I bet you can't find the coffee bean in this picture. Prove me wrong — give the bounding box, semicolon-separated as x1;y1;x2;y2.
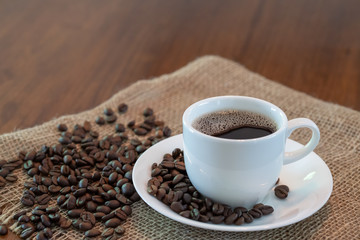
105;218;122;228
102;212;115;222
25;150;37;161
171;148;182;159
0;168;9;178
68;209;83;218
212;203;224;215
105;115;117;123
96;205;111;214
163;126;172;137
85;229;101;237
234;216;245;225
49;213;61;223
36;194;51;205
275;185;289;199
121;205;132;216
253;203;264;209
94;212;105;219
174;161;185;171
102;228;115;237
115;225;125;235
104;108;114;116
0;225;8;235
179;210;191;218
275;178;280;185
115;123;126;133
40;215;51;227
18;214;30;223
243;212;254;223
36;231;47;240
89;130;99;138
95;116;105;125
92;195;105;204
43;228;53;238
48;185;61;193
276;184;289;191
83;121;91;132
85;201;97;212
0;176;6;187
190;208;200;220
121;182;135;197
259;205;274;215
32;209;45;216
79;221;93;231
30;216;40;225
20;227;35;238
57;124;68;132
118;103;128;113
143;107;154;117
210;215;225;224
127;120;135;128
66;195;77;210
59;218;72;229
81;211;96;225
173;182;188;192
57;175;69;187
5;173;17;182
224;213;239;225
170;201;186;213
13;210;28;220
45;206;59;214
234;206;247;215
114;209;127;221
74;188;87;197
151;167;161;177
105;235;118;240
21;195;35;206
155;188;166;201
37;185;48;194
134;128;147;136
105;200;121;209
59;136;71;145
248;208;263;218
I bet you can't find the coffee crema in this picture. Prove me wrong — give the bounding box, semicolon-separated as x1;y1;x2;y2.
192;110;277;139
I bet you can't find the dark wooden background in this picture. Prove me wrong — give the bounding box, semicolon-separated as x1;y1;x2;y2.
0;0;359;238
0;0;359;135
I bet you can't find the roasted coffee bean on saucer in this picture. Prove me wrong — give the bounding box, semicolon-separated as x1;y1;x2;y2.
147;148;275;226
274;185;290;199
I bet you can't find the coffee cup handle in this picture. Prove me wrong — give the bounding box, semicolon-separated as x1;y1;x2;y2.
283;118;320;165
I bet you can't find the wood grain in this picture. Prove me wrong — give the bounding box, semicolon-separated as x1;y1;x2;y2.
0;0;359;136
0;1;359;238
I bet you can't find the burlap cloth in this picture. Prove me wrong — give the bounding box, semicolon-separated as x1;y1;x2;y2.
0;56;359;239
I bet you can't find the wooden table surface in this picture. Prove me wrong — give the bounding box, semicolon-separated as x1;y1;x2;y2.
1;0;360;136
0;1;359;238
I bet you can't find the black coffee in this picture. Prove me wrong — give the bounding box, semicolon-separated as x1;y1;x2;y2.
192;110;277;140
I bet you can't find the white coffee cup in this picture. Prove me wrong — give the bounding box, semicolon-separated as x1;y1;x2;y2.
182;96;320;208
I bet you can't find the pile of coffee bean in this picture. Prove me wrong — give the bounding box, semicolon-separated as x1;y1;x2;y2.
147;148;274;225
12;206;64;239
0;157;21;188
2;104;171;239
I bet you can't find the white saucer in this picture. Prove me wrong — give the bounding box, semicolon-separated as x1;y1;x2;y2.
133;134;333;232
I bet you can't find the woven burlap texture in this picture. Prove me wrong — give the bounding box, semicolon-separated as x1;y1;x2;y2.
0;56;359;239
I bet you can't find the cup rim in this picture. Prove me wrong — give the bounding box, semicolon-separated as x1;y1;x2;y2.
182;96;288;142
